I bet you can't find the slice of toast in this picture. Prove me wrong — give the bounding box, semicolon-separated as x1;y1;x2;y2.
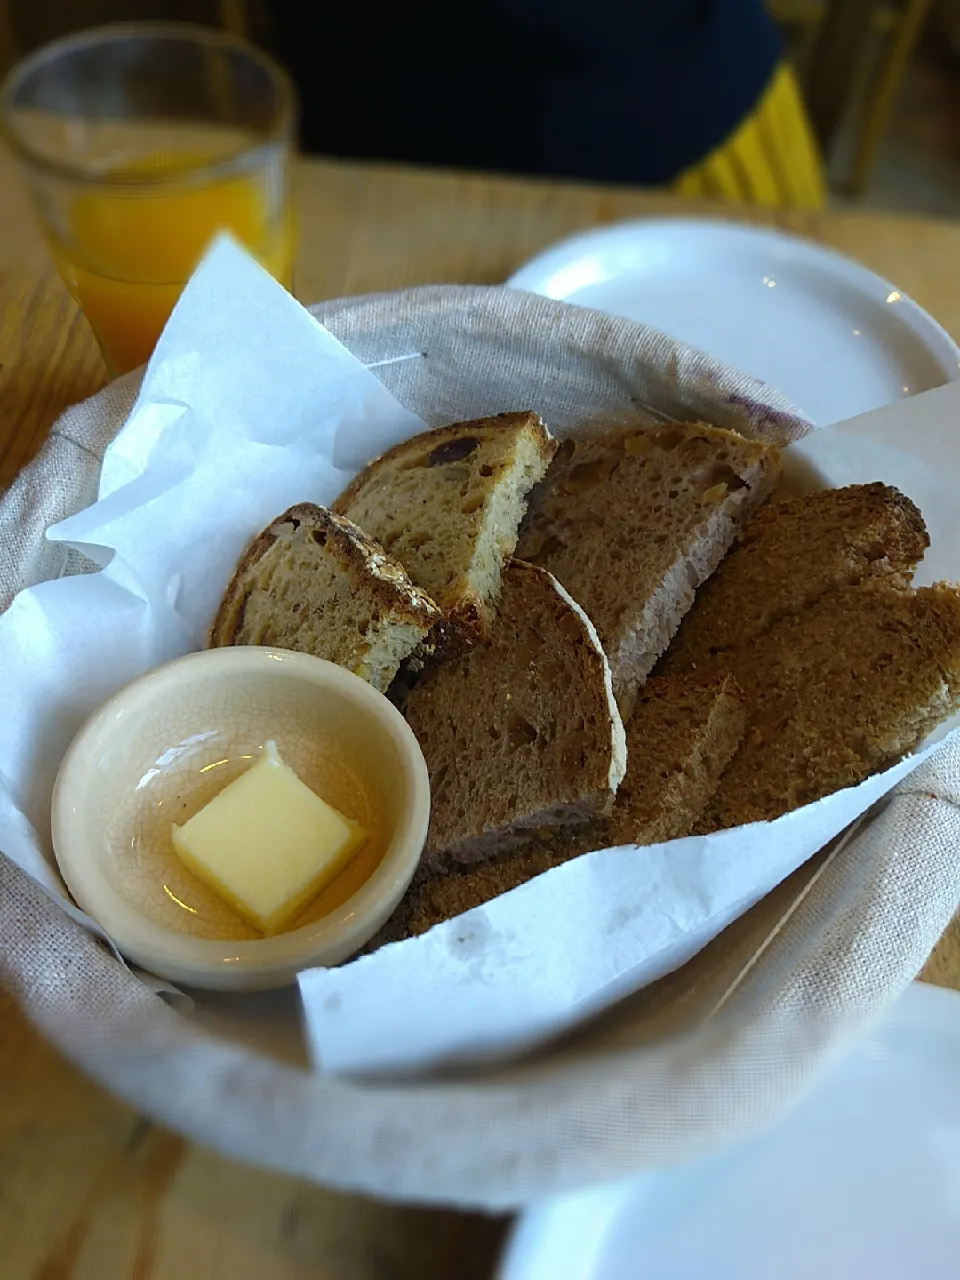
515;422;780;718
662;483;929;675
697;580;960;829
402;559;627;867
209;503;440;693
608;674;746;846
334;411;557;630
383;674;746;940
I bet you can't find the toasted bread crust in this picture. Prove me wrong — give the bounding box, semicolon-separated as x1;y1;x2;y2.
209;503;439;649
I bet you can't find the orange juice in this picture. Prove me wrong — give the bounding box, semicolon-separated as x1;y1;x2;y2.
51;153;293;374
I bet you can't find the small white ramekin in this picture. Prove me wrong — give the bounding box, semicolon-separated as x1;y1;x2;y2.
51;647;429;991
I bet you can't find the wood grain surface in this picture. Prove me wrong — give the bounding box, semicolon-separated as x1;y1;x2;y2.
2;142;959;1277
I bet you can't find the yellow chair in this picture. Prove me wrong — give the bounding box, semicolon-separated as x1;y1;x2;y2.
672;60;827;209
770;0;934;194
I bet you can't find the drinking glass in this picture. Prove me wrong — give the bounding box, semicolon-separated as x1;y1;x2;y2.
1;23;296;374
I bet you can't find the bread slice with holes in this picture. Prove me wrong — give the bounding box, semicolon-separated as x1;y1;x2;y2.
655;482;944;826
694;580;960;830
379;673;746;940
608;674;746;846
661;483;930;676
515;422;780;718
209;503;440;693
334;411;557;630
402;558;627;867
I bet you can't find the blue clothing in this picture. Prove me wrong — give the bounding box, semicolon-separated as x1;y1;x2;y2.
272;0;781;184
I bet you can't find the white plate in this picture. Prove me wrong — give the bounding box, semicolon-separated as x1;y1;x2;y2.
508;220;960;425
500;981;960;1280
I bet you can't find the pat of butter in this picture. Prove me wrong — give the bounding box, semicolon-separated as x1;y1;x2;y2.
171;741;366;934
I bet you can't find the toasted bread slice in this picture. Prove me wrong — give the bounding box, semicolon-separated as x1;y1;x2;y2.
698;581;960;829
334;411;557;630
383;674;746;940
515;422;779;718
663;483;929;675
608;674;746;846
403;559;626;867
209;503;440;693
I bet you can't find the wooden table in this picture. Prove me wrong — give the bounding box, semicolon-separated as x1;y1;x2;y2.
3;145;960;1277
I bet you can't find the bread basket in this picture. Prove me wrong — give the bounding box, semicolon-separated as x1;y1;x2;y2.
2;280;959;1209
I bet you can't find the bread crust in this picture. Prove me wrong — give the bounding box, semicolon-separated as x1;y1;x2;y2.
208;502;439;649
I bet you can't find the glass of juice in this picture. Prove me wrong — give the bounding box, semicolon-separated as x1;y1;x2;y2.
1;23;296;374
